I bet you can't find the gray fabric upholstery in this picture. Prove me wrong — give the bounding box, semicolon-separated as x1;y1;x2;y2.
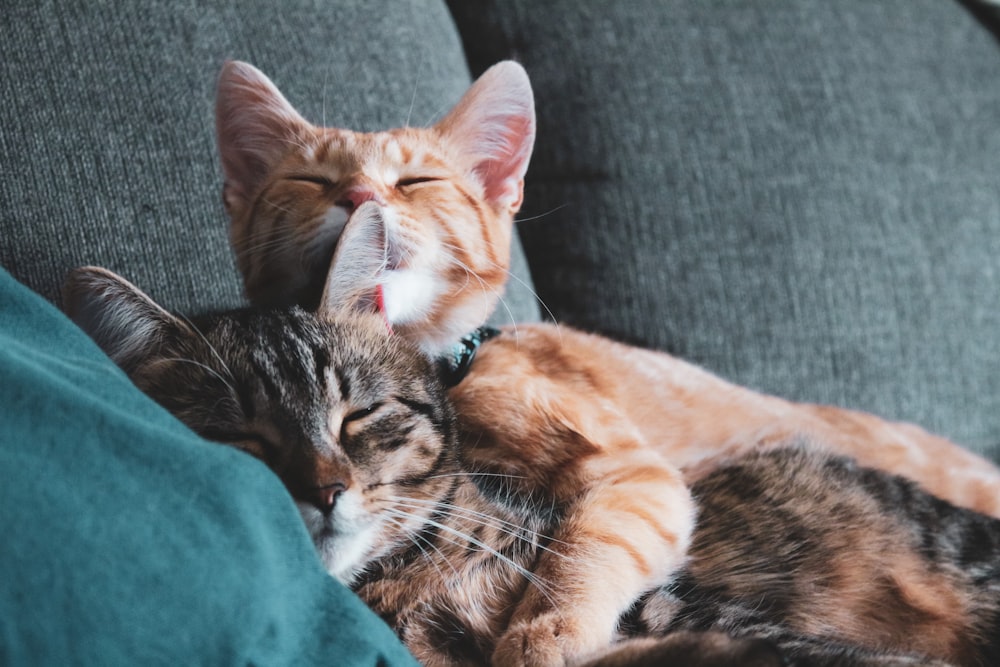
0;0;540;324
449;0;1000;457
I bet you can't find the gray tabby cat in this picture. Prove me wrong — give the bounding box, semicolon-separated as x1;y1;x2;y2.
64;265;1000;667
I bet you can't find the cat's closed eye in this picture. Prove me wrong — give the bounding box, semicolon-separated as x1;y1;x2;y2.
341;403;383;439
395;176;440;188
288;175;337;188
345;404;382;423
201;428;276;461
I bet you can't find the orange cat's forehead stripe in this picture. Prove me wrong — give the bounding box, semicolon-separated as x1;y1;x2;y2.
312;131;349;167
398;143;413;164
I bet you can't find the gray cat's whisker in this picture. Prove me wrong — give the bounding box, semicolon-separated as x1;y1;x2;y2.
162;357;238;396
179;316;236;383
383;515;458;581
381;507;562;607
383;501;568;605
382;513;564;621
389;500;568;560
424;471;527;481
389;495;571;552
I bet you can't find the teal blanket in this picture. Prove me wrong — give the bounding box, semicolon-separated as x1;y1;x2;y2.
0;269;416;666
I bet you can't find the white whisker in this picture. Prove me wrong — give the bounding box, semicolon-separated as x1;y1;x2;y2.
258;197;300;217
179;316;236;383
439;249;519;341
383;514;457;581
436;238;562;343
322;62;331;129
404;48;425;129
514;203;569;225
163;357;237;397
390;495;571;554
381;506;562;609
425;471;526;481
233;217;330;261
274;131;315;154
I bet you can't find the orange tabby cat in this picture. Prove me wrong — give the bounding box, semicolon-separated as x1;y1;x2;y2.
215;59;1000;663
215;58;1000;516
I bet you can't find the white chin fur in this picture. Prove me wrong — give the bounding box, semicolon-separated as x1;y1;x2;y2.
381;269;438;325
296;494;378;585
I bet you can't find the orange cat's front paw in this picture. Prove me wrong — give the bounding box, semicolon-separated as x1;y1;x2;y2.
493;613;600;667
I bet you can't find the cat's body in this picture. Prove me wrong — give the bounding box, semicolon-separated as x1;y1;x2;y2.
634;446;1000;666
64;268;1000;666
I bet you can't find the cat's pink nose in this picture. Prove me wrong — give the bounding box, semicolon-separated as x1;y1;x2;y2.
311;481;347;515
338;186;382;212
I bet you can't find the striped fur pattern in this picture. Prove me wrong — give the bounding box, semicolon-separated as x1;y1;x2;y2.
215;59;1000;525
626;446;1000;666
64;267;1000;666
63;266;694;666
216;60;533;354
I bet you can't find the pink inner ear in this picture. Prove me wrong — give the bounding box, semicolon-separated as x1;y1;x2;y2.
215;61;310;210
374;284;393;333
467;110;534;210
435;61;536;211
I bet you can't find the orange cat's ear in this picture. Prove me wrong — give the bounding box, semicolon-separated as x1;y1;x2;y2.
215;60;311;215
62;267;187;374
435;61;536;213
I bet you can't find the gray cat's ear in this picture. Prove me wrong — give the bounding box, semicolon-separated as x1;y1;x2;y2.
215;60;311;216
318;201;388;318
435;60;536;213
62;266;185;373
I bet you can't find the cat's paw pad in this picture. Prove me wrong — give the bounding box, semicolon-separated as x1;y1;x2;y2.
492;614;593;667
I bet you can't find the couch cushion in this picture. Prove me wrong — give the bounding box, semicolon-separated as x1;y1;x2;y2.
0;268;416;665
0;0;539;326
449;0;1000;456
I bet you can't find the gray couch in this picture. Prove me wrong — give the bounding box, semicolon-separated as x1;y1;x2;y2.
3;1;1000;664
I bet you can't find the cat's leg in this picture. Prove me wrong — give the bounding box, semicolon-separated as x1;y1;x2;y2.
491;448;694;667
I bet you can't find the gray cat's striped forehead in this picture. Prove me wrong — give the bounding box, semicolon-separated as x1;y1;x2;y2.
142;305;447;471
190;306;438;420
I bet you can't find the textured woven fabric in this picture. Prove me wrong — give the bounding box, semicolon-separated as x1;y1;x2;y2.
0;0;539;324
0;268;416;666
449;0;1000;456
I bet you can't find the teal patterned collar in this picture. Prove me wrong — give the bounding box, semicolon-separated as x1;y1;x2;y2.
440;326;500;387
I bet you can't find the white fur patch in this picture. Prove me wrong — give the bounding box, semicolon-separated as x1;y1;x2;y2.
297;491;379;585
381;269;438;324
